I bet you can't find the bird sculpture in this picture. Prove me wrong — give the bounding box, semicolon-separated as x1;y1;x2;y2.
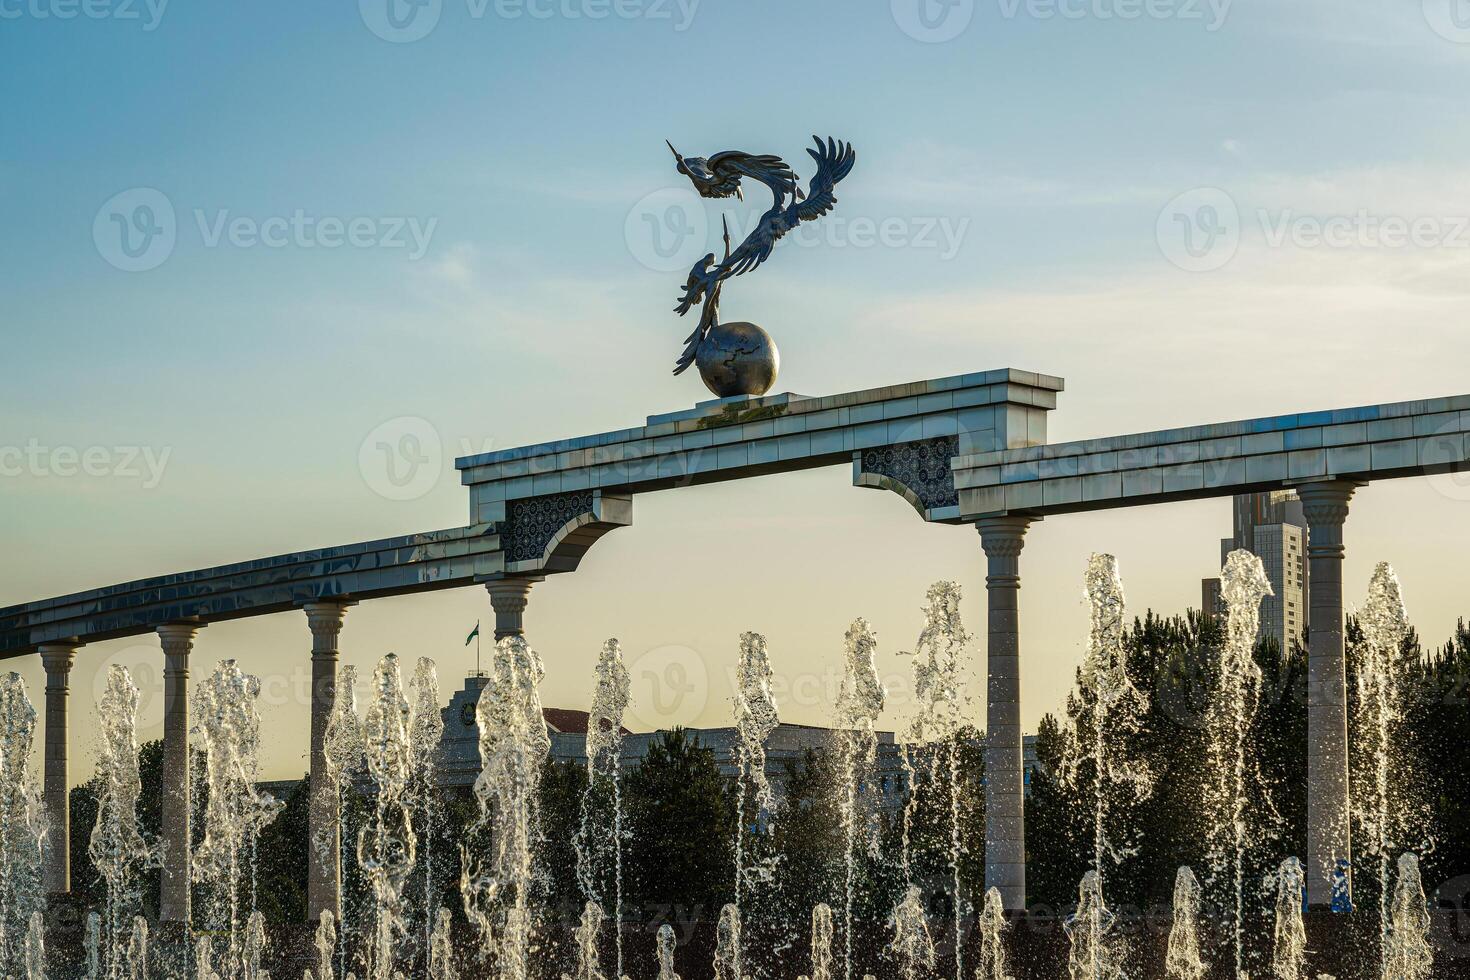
665;135;856;396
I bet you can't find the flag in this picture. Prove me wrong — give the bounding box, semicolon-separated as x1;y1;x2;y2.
465;622;480;646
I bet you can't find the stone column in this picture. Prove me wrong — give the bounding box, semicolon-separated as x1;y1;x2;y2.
157;622;201;925
1297;480;1358;909
484;577;543;640
304;601;349;925
977;515;1034;911
38;642;78;895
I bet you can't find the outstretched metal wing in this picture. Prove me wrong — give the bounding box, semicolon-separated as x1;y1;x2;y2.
793;136;855;223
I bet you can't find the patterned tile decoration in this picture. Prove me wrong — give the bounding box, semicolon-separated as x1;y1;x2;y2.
503;490;596;564
860;435;960;511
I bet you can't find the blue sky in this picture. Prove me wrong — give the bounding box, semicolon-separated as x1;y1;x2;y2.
4;0;1470;778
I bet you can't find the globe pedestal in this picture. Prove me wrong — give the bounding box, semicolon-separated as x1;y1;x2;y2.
695;320;780;398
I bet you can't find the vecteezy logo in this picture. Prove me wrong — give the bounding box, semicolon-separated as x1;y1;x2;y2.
625;644;708;731
891;0;975;42
624;188;709;273
359;0;442;42
358;416;443;501
1424;0;1470;42
1156;187;1241;272
93;188;176;272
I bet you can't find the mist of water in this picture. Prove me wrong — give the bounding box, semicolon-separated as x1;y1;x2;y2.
833;618;885;980
88;667;149;980
313;909;337;980
461;634;550;978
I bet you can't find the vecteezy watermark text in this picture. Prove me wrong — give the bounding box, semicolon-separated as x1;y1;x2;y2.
1158;186;1470;272
0;0;167;30
892;0;1230;43
93;188;438;272
623;186;970;274
0;440;171;488
359;0;700;43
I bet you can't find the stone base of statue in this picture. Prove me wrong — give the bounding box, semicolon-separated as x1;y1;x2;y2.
695;320;780;398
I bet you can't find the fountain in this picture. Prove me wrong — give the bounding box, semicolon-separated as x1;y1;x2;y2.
24;910;45;980
1067;555;1152;882
798;903;834;980
655;923;680;980
193;660;284;978
126;917;148;980
731;631;780;910
833;618;885;980
1064;871;1125;980
313;909;337;980
1163;867;1206;980
576;639;631;980
974;887;1012;980
358;653;417;980
1356;562;1411;966
1382;852;1432;979
409;656;445;970
1205;550;1275;979
1270;857;1308;980
429;907;459;980
88;667;150;980
713;903;742;980
887;884;935;980
563;900;609;980
323;663;364;976
898;583;969;979
460;634;550;978
0;673;45;980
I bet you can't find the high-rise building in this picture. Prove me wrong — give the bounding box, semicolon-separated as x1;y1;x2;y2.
1201;490;1309;654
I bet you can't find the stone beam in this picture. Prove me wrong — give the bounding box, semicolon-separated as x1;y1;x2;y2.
956;395;1470;519
0;525;501;658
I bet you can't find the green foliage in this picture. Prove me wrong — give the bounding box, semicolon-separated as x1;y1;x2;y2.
622;728;737;919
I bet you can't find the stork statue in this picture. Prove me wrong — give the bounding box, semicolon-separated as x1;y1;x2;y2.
664;135;856;397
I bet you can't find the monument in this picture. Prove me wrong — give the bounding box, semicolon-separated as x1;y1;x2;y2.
665;135;856;397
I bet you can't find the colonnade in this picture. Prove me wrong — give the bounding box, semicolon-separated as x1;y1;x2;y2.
30;478;1363;917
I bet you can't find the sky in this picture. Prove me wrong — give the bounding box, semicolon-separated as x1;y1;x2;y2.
2;0;1470;782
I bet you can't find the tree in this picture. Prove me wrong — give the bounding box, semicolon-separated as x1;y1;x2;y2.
622;728;736;921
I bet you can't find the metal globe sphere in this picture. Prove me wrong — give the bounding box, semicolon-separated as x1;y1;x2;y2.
695;321;780;398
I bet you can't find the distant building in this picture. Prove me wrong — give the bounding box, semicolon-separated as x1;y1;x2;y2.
1201;490;1309;654
437;675;1041;801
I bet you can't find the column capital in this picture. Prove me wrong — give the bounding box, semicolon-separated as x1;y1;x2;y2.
156;622;201;673
484;576;544;640
37;643;79;679
1294;480;1362;528
976;515;1035;559
303;601;350;637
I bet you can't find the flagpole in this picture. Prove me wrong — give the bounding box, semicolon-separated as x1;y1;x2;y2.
476;629;481;678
